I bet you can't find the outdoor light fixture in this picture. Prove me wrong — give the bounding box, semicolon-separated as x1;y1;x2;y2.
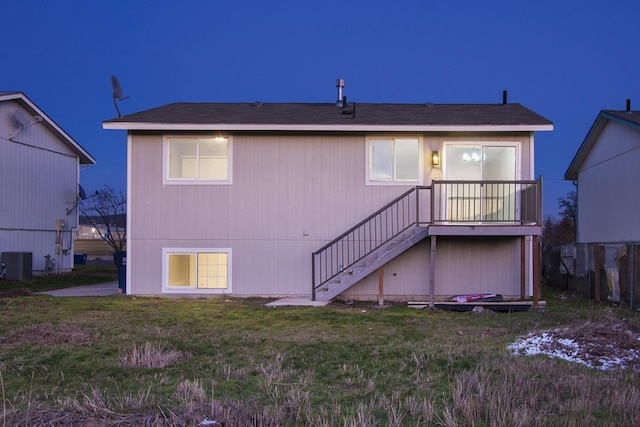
431;150;440;166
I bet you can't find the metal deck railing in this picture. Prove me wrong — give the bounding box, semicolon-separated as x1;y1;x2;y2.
431;180;541;224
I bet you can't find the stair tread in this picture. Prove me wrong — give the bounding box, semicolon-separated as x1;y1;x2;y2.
314;226;430;301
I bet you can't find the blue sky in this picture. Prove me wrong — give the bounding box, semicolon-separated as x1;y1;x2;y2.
3;1;639;217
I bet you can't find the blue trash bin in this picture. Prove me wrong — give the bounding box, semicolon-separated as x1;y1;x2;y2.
74;253;87;265
113;251;126;294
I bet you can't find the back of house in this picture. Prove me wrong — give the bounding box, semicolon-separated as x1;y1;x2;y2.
104;82;552;302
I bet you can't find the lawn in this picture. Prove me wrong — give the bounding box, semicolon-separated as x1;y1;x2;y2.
0;286;639;426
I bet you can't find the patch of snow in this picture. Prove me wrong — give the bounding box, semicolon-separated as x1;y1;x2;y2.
508;328;640;371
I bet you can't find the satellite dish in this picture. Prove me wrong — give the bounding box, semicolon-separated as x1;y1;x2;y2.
111;75;124;100
110;75;129;117
14;109;32;127
78;184;87;200
9;109;43;139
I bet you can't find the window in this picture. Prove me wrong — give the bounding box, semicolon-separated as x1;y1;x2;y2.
164;136;232;184
367;137;422;184
163;248;231;293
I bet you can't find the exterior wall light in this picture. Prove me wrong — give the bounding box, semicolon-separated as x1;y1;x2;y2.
431;150;440;166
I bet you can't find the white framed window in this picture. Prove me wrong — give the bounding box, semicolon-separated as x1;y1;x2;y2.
164;136;232;185
366;136;422;185
163;248;232;294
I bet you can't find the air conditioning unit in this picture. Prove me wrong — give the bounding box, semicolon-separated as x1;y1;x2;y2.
0;252;33;281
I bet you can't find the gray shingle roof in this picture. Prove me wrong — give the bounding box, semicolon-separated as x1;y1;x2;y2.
602;110;640;127
104;102;552;128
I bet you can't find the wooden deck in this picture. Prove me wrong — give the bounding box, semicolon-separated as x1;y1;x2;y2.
408;300;546;312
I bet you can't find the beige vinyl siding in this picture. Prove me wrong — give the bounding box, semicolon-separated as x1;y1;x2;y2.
576;121;640;243
128;131;535;298
130;133;411;296
343;237;523;301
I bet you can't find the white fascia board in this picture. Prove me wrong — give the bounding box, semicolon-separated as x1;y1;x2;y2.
103;122;554;132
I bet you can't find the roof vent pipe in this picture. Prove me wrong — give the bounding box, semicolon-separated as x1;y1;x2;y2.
336;79;345;107
502;90;508;105
626;98;631;112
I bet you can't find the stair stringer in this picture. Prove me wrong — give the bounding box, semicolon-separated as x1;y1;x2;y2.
315;226;430;301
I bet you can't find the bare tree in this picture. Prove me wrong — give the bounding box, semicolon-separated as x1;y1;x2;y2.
557;188;577;243
558;190;577;228
80;185;126;253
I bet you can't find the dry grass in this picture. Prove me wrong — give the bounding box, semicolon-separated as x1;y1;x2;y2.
1;291;640;425
119;342;186;368
0;324;97;349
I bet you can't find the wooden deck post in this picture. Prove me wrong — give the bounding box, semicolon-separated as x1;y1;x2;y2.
378;267;384;306
520;237;526;300
430;235;436;309
533;235;540;308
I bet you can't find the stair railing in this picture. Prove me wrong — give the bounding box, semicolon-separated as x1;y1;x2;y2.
312;186;431;300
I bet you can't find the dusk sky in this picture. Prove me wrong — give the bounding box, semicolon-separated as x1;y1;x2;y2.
3;1;639;217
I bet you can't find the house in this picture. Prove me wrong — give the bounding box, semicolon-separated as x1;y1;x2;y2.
103;82;552;303
565;102;640;244
0;92;95;277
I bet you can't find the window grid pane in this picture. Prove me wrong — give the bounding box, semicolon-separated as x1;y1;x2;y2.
169;140;197;179
197;252;228;289
371;140;393;180
167;254;196;287
394;139;419;180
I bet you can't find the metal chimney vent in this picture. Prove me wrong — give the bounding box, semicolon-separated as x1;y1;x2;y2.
336;79;345;106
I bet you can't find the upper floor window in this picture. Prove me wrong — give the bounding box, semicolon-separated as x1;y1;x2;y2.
164;136;232;185
367;136;422;185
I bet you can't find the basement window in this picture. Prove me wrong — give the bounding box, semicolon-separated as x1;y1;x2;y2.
367;136;422;184
163;248;231;294
164;136;232;185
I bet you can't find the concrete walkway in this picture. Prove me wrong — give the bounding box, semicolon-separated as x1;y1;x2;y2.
37;286;327;306
264;297;329;307
37;282;120;297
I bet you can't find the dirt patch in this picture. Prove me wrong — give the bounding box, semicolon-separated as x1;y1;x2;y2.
0;324;97;349
508;318;640;370
0;288;34;298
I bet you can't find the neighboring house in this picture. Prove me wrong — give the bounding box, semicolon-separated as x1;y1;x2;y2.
103;83;552;302
0;92;95;276
77;224;108;240
565;103;640;244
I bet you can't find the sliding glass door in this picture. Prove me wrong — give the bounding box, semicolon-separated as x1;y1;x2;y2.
444;145;517;222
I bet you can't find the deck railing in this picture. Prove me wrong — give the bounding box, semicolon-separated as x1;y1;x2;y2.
312;179;542;299
431;180;542;224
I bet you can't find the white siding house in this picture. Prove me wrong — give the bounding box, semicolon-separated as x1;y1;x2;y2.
0;92;95;275
104;85;552;302
565;107;640;244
